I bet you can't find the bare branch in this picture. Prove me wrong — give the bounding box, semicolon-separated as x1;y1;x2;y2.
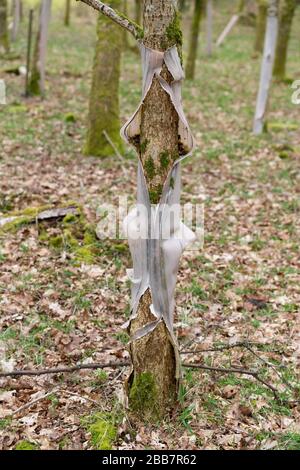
77;0;143;40
0;361;130;377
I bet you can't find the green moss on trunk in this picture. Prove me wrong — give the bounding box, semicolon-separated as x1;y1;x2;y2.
0;0;9;53
273;0;296;80
84;0;123;157
129;372;159;420
186;0;203;80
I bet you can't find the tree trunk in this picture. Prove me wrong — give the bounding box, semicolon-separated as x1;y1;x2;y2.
253;0;279;134
206;0;213;57
186;0;203;80
64;0;71;26
12;0;21;41
273;0;296;80
28;0;52;96
0;0;9;53
254;0;268;54
127;0;184;419
84;0;123;157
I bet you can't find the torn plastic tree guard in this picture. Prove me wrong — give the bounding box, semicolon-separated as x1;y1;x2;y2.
121;44;196;380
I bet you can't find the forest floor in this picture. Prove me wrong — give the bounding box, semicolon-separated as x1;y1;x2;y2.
0;1;300;451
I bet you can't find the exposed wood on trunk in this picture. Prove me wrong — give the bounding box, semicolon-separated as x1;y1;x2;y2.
253;0;279;135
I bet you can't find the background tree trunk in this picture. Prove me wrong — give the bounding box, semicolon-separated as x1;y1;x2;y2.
206;0;213;56
253;0;279;134
28;0;52;96
186;0;203;80
273;0;296;80
128;0;182;419
84;0;123;157
254;0;268;54
0;0;9;53
12;0;21;41
135;0;142;25
64;0;71;26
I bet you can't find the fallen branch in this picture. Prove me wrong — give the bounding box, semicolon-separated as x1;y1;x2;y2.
11;387;60;416
0;361;130;377
182;362;281;400
77;0;143;40
2;360;298;405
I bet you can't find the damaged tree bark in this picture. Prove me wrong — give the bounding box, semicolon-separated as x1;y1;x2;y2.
79;0;194;419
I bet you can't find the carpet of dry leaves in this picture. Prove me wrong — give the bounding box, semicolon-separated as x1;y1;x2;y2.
0;2;299;450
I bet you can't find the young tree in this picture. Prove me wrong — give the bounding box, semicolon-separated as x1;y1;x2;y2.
84;0;123;157
254;0;268;54
186;0;203;80
28;0;52;96
0;0;9;53
273;0;296;80
80;0;194;418
253;0;279;134
64;0;71;26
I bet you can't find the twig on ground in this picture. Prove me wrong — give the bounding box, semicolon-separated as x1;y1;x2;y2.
0;361;130;378
2;360;298;405
11;387;60;416
181;362;281;400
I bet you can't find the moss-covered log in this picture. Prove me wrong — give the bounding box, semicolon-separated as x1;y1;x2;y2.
0;0;9;54
84;0;123;157
127;0;182;420
254;0;268;54
273;0;296;80
186;0;203;80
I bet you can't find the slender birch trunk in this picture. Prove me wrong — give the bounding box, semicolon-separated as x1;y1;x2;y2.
64;0;71;26
253;0;279;135
12;0;21;41
254;0;268;54
84;0;123;157
206;0;213;56
28;0;51;96
0;0;9;53
273;0;296;80
186;0;203;80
